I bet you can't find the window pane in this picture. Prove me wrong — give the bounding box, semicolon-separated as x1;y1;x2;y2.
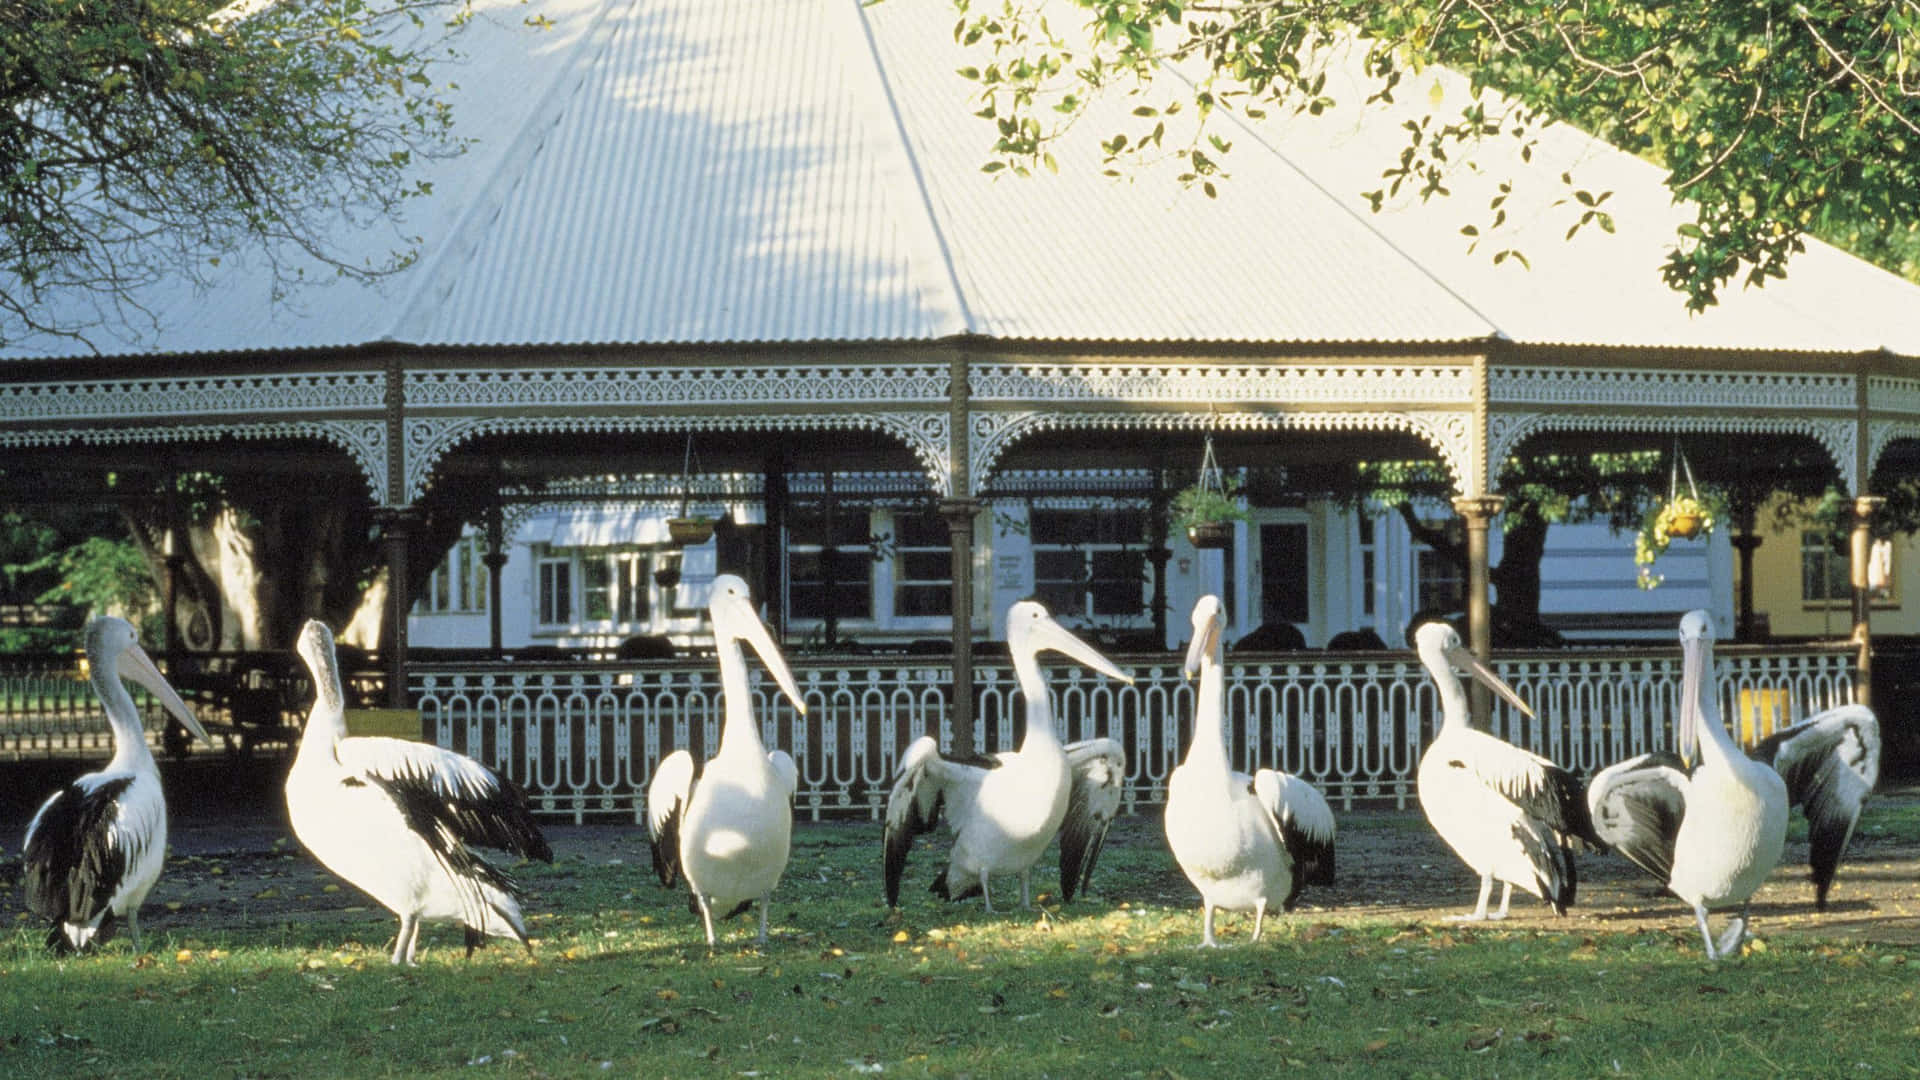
539;562;571;625
1260;524;1310;625
893;510;948;547
897;584;951;617
1826;548;1850;599
1034;582;1081;614
1034;549;1085;582
618;553;649;623
1029;510;1078;545
791;507;872;548
1801;532;1849;602
900;551;949;581
466;541;489;613
582;558;613;621
1089;549;1144;616
1416;549;1463;612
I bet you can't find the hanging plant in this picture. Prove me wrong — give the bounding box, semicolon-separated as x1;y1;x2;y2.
1171;435;1248;549
1634;445;1718;589
667;432;715;548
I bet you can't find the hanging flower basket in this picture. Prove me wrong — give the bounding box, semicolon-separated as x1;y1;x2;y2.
666;516;714;547
1663;499;1707;540
1634;445;1717;589
1187;520;1233;549
653;566;682;589
1172;434;1248;550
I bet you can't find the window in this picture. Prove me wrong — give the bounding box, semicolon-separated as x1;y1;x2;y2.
1259;522;1310;625
1801;531;1850;604
1358;514;1376;618
537;558;572;626
890;509;952;618
583;551;650;624
1414;517;1465;614
1031;507;1147;620
788;506;873;620
417;533;488;614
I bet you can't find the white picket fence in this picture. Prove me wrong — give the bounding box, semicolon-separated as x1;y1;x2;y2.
409;647;1856;823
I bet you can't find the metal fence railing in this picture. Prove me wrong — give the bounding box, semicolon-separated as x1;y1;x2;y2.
0;652;385;760
407;645;1857;823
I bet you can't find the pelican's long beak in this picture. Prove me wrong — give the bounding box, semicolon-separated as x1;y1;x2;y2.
1032;613;1134;686
119;640;211;744
1444;642;1535;719
1182;612;1220;682
723;594;807;716
1677;634;1703;767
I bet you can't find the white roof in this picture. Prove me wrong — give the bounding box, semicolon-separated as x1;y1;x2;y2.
4;0;1915;359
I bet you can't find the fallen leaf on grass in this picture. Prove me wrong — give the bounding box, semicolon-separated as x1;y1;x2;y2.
1465;1027;1503;1052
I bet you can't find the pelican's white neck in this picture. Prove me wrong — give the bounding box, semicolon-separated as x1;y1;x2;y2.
296;638;349;761
1186;642;1229;768
95;661;156;774
715;634;765;758
1685;636;1736;768
1422;646;1472;731
1011;647;1060;749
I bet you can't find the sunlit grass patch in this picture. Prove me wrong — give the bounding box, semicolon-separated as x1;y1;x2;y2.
1;807;1917;1078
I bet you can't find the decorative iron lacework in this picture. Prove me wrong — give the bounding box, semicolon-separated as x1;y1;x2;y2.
404;366;950;407
403;413;950;505
969;410;1473;498
510;474;768;501
517;467;947;502
986;468;1157;495
0;371;384;422
969;363;1475;404
1490;367;1855;411
1488;411;1859;493
0;420;386;500
1869;421;1920;480
1868;376;1920;417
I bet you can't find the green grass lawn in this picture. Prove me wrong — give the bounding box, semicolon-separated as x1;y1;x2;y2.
3;816;1917;1079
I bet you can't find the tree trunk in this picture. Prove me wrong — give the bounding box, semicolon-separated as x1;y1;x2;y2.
118;478;477;654
1395;496;1556;643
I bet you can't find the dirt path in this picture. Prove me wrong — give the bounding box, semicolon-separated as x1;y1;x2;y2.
111;791;1920;950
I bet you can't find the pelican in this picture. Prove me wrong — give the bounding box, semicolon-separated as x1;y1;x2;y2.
1748;704;1879;910
1165;596;1335;946
646;575;807;947
1586;610;1788;959
22;616;209;952
1414;619;1598;921
883;599;1132;913
285;619;552;965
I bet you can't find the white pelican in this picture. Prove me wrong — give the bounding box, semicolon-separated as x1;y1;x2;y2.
285;619;552;965
1586;610;1788;959
1414;619;1599;921
22;616;209;952
1748;704;1879;910
646;575;807;947
1165;596;1335;946
883;599;1132;913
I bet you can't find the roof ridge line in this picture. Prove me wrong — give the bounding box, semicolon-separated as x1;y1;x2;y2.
381;0;631;344
848;0;976;337
1164;48;1507;342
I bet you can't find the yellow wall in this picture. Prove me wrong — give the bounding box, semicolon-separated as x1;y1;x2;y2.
1746;496;1920;638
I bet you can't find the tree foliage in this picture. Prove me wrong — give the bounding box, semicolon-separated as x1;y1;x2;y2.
951;0;1920;310
1;0;474;348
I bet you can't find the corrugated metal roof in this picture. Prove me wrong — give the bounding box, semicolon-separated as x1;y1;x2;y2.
3;0;1915;359
1235;39;1920;355
858;2;1497;344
